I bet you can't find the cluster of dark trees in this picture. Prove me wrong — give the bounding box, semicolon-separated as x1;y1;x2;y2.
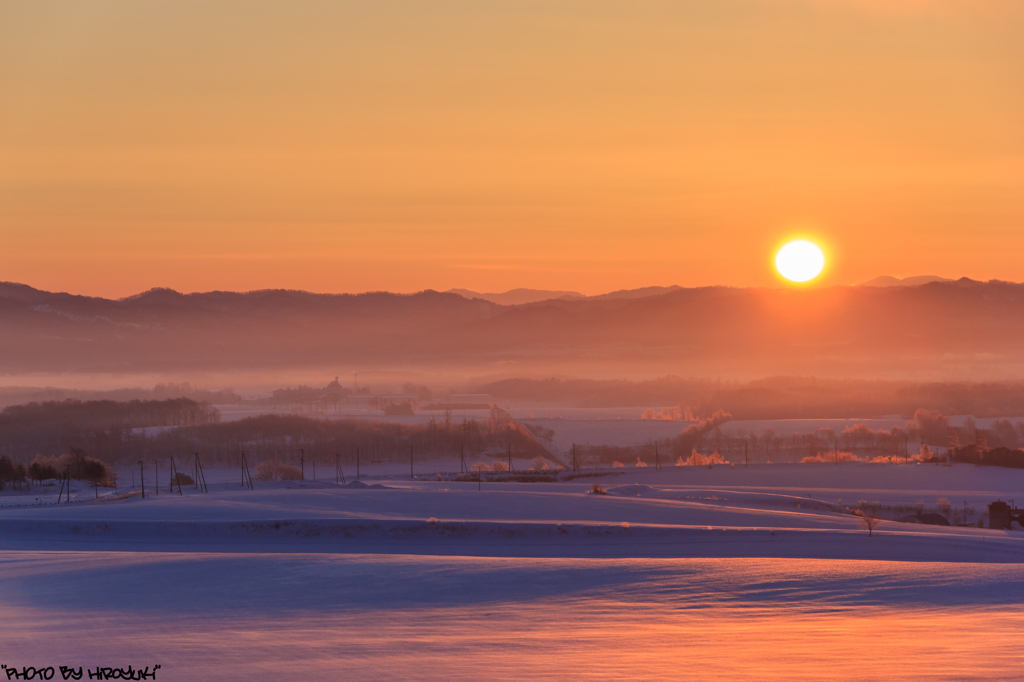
1;398;220;430
150;382;240;404
576;425;895;467
137;408;549;469
27;448;114;485
950;446;1024;469
270;385;353;404
578;409;1024;466
0;456;27;491
0;398;549;470
268;382;432;412
0;448;117;491
267;379;437;415
0;398;220;462
482;376;1024;420
0;383;240;410
266;380;365;415
27;459;59;482
266;381;431;407
579;411;748;465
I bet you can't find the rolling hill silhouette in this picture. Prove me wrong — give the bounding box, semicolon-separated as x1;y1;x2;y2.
2;278;1022;379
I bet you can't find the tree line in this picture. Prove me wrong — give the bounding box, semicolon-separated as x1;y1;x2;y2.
141;409;549;468
0;402;549;470
1;447;115;490
578;409;1024;465
0;398;221;462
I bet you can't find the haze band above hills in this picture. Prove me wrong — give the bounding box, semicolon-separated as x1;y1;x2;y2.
450;277;951;305
0;278;1020;379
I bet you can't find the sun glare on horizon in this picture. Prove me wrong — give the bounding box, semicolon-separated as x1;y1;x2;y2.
775;240;825;283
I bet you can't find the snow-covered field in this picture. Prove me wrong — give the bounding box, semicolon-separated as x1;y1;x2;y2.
2;464;1023;680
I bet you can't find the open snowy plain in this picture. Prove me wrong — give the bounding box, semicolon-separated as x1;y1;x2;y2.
2;463;1023;680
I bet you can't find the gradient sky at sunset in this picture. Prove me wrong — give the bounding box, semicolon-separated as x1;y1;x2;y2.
2;0;1022;297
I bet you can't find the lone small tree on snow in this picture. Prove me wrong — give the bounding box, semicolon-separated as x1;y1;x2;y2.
859;510;881;537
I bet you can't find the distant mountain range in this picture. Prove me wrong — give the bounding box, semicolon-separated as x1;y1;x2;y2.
446;288;584;305
858;275;954;287
446;285;682;305
2;278;1023;380
452;279;953;303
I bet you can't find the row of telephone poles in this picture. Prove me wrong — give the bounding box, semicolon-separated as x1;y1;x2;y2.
132;453;210;499
125;441;562;498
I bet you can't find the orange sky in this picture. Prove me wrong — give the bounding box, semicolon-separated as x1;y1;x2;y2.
2;0;1022;298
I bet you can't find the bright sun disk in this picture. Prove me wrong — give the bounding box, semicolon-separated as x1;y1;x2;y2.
776;240;825;282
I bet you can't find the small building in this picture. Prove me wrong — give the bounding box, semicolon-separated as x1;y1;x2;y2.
989;500;1012;530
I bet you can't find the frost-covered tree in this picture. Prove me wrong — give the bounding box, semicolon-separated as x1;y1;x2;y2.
859;510;881;537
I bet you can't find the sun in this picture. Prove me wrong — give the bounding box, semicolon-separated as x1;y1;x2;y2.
775;240;825;283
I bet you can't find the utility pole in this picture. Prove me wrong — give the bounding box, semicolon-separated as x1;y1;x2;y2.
460;445;467;474
138;461;145;499
170;457;183;495
240;452;254;490
194;453;208;493
655;442;661;471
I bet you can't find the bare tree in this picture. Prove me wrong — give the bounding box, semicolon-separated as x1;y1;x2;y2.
859;510;881;537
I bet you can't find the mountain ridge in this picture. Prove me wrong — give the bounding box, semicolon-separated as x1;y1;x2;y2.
2;278;1023;379
858;275;954;287
445;285;683;305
